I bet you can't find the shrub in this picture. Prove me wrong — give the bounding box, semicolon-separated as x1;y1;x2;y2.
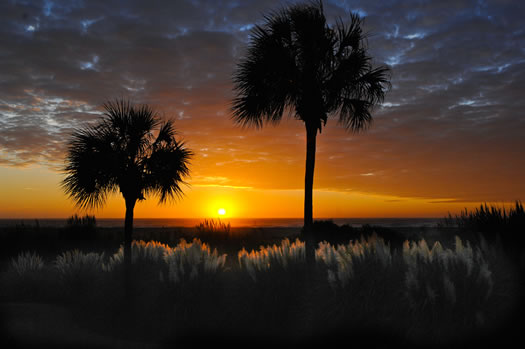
316;233;392;288
238;238;305;282
9;252;44;275
54;249;105;297
196;218;231;234
402;236;493;329
163;238;227;284
102;240;172;272
195;219;231;237
65;214;97;239
443;201;525;242
55;249;105;276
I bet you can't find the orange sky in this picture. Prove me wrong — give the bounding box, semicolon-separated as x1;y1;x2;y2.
0;138;515;219
1;0;524;219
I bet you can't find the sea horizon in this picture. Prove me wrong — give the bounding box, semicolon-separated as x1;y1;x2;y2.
0;217;444;228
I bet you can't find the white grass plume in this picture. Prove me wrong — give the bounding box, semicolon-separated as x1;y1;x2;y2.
238;238;305;281
10;252;44;276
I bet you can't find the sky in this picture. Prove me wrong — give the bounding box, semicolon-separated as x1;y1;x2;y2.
1;0;524;219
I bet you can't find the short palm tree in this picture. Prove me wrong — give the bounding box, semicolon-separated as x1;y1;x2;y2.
232;2;390;232
62;99;192;272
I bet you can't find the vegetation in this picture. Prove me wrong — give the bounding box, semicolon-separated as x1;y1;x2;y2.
442;201;525;262
65;214;97;239
66;214;97;228
62;99;192;273
195;218;231;235
9;251;44;276
1;234;518;347
231;2;391;232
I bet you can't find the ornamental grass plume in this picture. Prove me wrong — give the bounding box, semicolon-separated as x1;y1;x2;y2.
402;236;493;319
163;238;227;283
238;238;305;281
55;250;105;277
103;240;172;272
315;233;392;288
10;252;44;276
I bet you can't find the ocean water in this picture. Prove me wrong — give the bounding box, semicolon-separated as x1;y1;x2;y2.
0;217;442;228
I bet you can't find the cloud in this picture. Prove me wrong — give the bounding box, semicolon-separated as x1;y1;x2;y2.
0;0;524;202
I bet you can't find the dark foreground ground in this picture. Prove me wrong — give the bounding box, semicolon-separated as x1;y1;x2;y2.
0;224;524;349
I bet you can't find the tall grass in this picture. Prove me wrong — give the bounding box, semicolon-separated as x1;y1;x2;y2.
65;214;97;239
238;238;305;281
443;201;525;264
2;235;515;344
9;251;44;275
55;250;105;276
402;237;493;330
66;214;97;228
163;238;227;283
196;219;231;235
103;240;172;272
316;233;392;288
102;239;227;284
443;201;524;236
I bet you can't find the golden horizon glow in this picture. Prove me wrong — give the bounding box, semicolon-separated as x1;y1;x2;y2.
0;164;520;220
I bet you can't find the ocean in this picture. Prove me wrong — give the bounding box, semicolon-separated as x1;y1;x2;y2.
0;217;442;228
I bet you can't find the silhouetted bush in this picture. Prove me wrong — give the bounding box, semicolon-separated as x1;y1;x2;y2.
309;220;406;248
64;214;97;240
195;219;232;243
443;201;525;260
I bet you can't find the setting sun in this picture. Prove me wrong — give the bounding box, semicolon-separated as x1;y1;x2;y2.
218;208;226;216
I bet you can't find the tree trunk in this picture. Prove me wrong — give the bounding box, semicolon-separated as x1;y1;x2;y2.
304;124;317;228
124;198;136;302
303;123;317;266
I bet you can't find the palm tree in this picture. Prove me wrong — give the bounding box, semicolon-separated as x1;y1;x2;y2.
232;1;390;232
62;99;192;273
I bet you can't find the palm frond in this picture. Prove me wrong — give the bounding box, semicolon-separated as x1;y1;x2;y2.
231;9;300;128
62;125;119;209
63;99;192;208
231;2;390;133
144;139;193;203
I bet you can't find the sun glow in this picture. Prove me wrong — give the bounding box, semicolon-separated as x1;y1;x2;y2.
218;208;226;216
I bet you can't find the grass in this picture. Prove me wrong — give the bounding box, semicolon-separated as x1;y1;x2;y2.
1;229;521;348
442;201;525;268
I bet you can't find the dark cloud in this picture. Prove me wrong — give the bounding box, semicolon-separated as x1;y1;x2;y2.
0;0;524;201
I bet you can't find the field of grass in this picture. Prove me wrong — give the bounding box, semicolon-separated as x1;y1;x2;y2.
0;219;523;348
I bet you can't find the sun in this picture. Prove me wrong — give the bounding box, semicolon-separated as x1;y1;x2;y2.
218;208;226;216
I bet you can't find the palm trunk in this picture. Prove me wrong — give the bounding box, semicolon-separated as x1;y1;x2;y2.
304;124;317;227
303;123;317;266
124;198;136;269
124;198;136;301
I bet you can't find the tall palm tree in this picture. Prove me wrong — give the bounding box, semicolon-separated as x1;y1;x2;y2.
62;99;192;272
232;1;390;232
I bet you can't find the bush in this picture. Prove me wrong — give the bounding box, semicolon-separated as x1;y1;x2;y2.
55;249;105;297
402;236;493;338
163;238;227;284
443;201;525;261
64;214;97;240
316;233;392;288
103;240;172;272
238;238;305;282
9;251;44;275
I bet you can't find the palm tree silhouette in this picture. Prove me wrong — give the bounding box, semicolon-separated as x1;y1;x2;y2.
232;2;390;233
62;99;192;273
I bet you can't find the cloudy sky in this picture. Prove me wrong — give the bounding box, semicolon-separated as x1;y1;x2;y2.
1;0;524;218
